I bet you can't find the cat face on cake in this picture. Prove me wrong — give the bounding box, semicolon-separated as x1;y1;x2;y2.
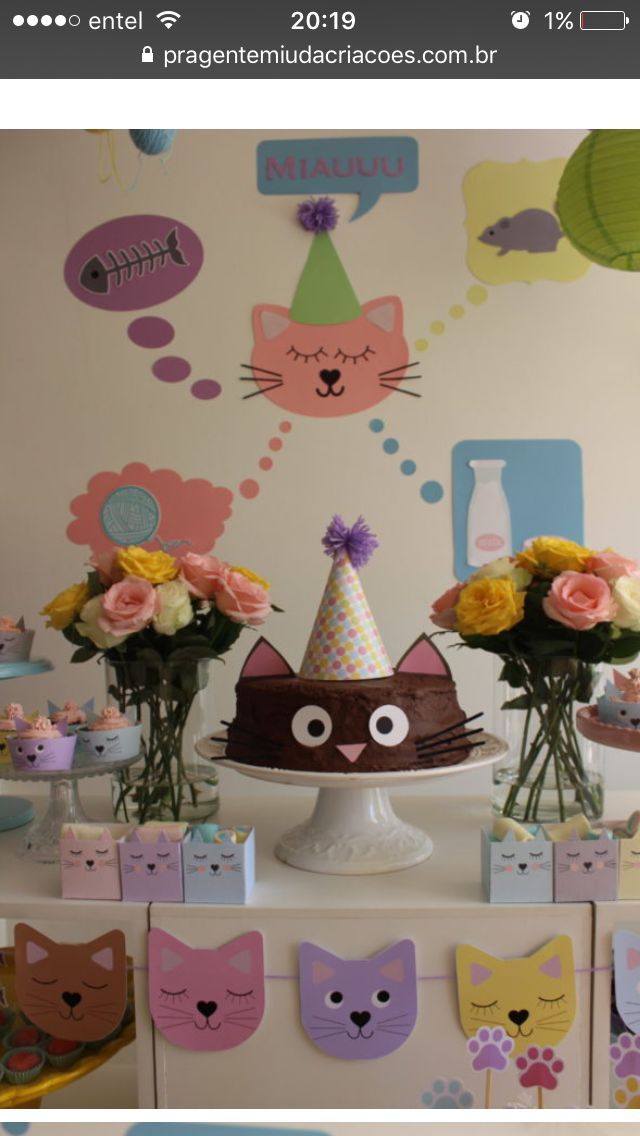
228;634;474;774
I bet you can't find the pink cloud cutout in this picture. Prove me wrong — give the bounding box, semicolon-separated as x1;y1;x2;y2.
67;462;233;555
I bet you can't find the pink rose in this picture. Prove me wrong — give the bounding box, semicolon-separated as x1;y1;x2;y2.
89;550;122;586
215;569;271;626
97;576;159;636
586;551;640;582
543;571;616;630
179;552;229;599
430;583;464;630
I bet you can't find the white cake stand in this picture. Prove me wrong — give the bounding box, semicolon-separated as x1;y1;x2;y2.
196;732;507;875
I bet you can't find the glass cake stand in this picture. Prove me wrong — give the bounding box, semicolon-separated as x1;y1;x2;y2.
2;752;142;862
196;732;508;875
0;656;54;833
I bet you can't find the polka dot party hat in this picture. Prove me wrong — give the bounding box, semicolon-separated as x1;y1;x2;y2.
299;516;393;681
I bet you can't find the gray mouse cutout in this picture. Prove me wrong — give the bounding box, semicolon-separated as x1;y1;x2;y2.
479;208;564;256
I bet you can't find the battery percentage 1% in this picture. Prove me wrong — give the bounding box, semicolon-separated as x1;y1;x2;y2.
545;10;574;26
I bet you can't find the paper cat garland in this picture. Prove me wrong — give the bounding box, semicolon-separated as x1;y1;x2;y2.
456;935;576;1055
299;940;417;1059
613;930;640;1034
148;929;265;1051
14;923;127;1041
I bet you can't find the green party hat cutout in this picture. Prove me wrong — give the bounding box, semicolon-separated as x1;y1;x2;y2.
291;226;361;325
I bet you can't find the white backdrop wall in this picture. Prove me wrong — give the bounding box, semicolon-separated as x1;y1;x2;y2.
1;128;639;801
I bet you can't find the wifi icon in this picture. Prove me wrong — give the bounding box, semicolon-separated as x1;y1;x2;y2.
156;10;181;28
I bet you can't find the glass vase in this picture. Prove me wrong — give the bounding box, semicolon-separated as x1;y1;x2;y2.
107;658;219;824
491;656;604;823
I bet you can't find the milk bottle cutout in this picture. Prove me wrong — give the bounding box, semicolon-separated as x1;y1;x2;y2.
467;459;512;567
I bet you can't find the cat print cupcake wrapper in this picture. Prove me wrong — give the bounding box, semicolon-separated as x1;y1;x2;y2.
14;924;127;1042
148;929;265;1051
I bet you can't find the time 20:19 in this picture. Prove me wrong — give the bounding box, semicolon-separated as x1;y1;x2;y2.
291;11;356;30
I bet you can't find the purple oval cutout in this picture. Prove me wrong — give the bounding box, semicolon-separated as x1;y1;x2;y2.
152;356;191;383
128;316;175;348
64;215;204;312
191;379;222;400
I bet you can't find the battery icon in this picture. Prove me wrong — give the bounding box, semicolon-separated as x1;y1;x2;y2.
580;10;629;29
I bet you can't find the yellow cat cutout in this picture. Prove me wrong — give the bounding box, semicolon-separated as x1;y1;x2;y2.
456;934;576;1055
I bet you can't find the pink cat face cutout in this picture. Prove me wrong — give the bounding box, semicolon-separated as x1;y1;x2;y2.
148;929;265;1051
248;297;414;418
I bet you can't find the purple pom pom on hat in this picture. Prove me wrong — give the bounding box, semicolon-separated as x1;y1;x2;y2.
297;196;339;233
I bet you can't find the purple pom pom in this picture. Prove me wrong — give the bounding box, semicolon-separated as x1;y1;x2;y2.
297;197;339;233
322;515;379;568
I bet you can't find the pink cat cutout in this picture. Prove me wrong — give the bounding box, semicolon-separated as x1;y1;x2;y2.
248;297;414;418
148;929;265;1051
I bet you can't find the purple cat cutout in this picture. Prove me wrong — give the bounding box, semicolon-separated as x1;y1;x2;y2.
299;940;417;1060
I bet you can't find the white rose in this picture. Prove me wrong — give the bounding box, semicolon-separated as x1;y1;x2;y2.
152;580;194;636
472;557;532;592
76;596;128;649
612;576;640;631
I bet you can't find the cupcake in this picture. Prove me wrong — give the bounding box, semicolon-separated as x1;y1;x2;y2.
44;1036;85;1068
0;1046;45;1084
0;702;23;765
76;706;142;761
5;1023;45;1049
8;715;76;772
0;616;34;663
48;698;94;734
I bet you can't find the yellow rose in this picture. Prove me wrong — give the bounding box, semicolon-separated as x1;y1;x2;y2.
116;546;178;584
471;556;532;591
516;537;593;577
230;565;270;590
40;582;91;630
456;578;525;637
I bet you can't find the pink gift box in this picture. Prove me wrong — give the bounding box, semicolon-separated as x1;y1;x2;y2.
60;824;131;900
552;830;618;901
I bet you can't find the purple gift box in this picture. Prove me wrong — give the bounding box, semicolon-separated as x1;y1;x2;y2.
119;824;187;902
552;829;618;902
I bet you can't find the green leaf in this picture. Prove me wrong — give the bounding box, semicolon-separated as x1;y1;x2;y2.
501;693;533;711
71;645;98;663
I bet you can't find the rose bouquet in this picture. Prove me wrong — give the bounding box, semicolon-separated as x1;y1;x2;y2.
42;546;275;821
431;538;640;821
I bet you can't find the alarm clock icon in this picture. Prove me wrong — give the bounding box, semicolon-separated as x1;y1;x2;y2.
511;10;531;27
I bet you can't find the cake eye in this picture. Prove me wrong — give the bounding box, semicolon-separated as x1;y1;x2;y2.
106;735;118;741
368;705;409;746
291;705;332;747
372;989;391;1006
15;745;23;755
324;990;344;1008
35;743;45;754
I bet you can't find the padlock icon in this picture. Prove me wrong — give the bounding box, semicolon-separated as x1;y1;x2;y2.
141;45;154;62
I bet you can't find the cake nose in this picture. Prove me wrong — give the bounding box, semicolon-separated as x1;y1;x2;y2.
336;742;366;763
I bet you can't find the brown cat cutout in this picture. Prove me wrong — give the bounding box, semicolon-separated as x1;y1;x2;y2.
14;923;127;1041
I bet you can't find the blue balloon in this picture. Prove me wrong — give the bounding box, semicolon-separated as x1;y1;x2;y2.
129;129;176;156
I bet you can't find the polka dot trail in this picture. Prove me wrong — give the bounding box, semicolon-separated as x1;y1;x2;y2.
190;379;221;401
368;419;443;504
238;420;292;501
415;283;490;349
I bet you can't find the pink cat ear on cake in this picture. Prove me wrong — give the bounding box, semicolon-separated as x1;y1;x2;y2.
240;637;295;679
396;634;450;678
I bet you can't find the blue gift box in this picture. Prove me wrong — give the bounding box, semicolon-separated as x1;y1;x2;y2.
481;826;553;903
183;824;255;904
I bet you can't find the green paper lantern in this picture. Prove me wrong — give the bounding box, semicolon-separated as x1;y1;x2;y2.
556;130;640;270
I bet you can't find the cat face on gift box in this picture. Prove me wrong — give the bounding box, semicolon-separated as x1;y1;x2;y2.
490;829;553;892
120;831;181;888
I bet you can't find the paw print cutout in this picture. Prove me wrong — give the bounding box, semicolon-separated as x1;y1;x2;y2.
614;1075;640;1108
467;1026;514;1071
422;1077;475;1108
516;1045;564;1091
611;1033;640;1079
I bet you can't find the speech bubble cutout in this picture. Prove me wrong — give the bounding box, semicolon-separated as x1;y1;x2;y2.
64;214;204;311
257;136;419;220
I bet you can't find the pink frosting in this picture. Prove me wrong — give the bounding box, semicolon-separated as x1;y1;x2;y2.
0;702;24;731
51;700;87;725
17;715;61;740
89;706;133;731
0;617;19;631
613;668;640;703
